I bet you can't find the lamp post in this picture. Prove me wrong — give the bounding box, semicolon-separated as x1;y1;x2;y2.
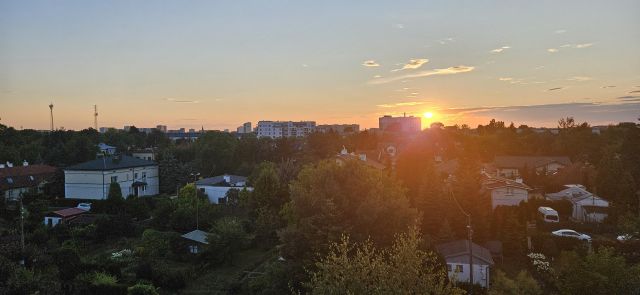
447;185;474;295
190;172;201;229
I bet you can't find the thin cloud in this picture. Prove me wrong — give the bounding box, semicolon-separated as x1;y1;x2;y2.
391;58;429;72
555;29;567;34
547;48;558;53
368;65;475;84
618;95;640;100
629;90;640;94
601;85;616;88
376;101;426;108
567;76;593;82
362;60;380;67
498;77;513;81
166;98;199;103
393;23;404;29
373;75;382;78
575;43;593;48
490;46;511;53
547;87;564;91
438;37;454;45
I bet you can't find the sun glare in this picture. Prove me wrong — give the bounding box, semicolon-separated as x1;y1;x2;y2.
423;112;434;119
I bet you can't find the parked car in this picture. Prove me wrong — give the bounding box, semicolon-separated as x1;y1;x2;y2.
617;232;638;242
552;229;591;241
538;206;559;223
76;203;92;211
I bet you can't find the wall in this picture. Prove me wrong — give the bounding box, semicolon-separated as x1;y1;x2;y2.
65;166;159;200
491;187;529;209
196;185;253;204
446;262;491;288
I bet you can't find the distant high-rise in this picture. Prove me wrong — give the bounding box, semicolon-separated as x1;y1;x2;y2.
379;115;421;133
256;121;315;138
316;124;360;136
236;122;252;134
156;125;167;133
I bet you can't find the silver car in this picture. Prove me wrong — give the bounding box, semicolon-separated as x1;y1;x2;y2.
552;229;591;241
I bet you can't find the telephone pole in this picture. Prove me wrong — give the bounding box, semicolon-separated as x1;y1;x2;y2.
49;103;54;131
448;186;474;294
94;105;98;130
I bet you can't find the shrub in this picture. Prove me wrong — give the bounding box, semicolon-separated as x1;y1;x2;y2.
128;282;159;295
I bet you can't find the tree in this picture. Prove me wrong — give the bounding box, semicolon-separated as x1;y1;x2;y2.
307;228;464;295
128;282;159;295
596;150;637;219
106;182;125;214
281;160;417;262
488;270;542;295
206;217;247;265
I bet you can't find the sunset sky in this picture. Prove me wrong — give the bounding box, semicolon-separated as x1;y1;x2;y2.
1;1;639;130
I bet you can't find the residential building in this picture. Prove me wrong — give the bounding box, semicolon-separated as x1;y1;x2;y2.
0;162;57;201
64;155;159;200
44;207;87;227
493;156;572;178
236;122;252;134
482;173;532;209
181;229;209;254
316;124;360;136
166;128;201;141
195;174;253;204
436;240;495;288
256;121;316;138
545;184;609;223
98;143;117;155
335;147;386;170
156;125;168;133
131;148;156;161
379;115;421;133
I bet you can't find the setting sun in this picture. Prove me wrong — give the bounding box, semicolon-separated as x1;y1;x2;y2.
423;112;434;119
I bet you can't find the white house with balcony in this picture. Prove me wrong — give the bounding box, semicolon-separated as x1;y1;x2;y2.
482;173;532;209
64;155;159;200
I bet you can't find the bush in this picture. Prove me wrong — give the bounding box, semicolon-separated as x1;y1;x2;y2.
128;282;159;295
151;264;187;290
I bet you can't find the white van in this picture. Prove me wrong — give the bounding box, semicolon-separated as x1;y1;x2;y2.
538;206;559;223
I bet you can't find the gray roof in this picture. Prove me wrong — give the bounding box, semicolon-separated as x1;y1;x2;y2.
436;240;495;265
181;229;209;244
494;156;571;169
65;155;156;171
195;174;247;187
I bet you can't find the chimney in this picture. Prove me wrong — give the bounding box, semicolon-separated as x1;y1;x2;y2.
515;178;523;183
340;146;348;155
359;153;367;161
6;162;13;168
23;160;29;166
223;174;231;183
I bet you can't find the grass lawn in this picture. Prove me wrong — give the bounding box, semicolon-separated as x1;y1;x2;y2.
181;248;274;295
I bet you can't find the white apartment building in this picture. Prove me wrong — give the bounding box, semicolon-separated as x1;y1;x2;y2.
379;115;421;133
256;121;316;138
64;155;159;200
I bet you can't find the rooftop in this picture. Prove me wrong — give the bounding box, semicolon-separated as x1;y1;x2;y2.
436;240;495;265
65;155;156;171
195;174;248;187
494;156;572;169
181;229;209;244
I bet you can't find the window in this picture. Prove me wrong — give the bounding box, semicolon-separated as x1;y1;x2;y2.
142;172;146;179
218;197;226;204
111;176;117;183
506;188;513;195
189;245;199;254
29;176;35;181
455;265;464;273
134;173;138;179
447;264;452;272
142;185;147;192
6;177;13;184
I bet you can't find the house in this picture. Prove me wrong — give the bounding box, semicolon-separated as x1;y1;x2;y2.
493;156;572;178
64;155;159;200
98;143;117;155
482;173;532;209
545;184;609;223
0;162;57;201
131;148;156;161
436;240;495;288
44;207;87;227
195;174;252;204
181;229;209;254
334;147;386;170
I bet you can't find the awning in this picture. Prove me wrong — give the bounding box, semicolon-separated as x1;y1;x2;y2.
131;181;147;187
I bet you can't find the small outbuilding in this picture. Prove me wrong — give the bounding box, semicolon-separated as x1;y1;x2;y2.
181;229;209;254
436;239;495;288
44;207;87;227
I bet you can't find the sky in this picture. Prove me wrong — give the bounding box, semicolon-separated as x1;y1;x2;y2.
1;0;639;130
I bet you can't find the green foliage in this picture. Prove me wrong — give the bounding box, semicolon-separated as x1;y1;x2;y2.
281;160;417;262
555;247;640;295
489;270;542;295
92;271;118;286
128;282;159;295
307;228;464;295
596;150;638;219
139;229;180;258
206;217;248;264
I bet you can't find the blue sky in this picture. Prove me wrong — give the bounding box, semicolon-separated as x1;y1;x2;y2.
1;0;639;130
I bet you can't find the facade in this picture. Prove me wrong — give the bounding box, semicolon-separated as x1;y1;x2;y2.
378;115;421;133
482;173;532;209
166;128;201;141
131;148;156;161
98;143;117;155
44;207;87;227
195;174;253;204
64;155;159;200
256;121;316;138
335;147;386;170
493;156;572;178
545;184;609;223
0;162;57;201
236;122;252;134
316;124;360;136
181;229;209;254
436;240;495;288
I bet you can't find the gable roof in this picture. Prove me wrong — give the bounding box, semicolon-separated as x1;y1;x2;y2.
545;185;608;206
181;229;209;244
494;156;571;169
482;173;532;191
65;155;156;171
0;164;57;191
436;240;495;265
335;153;386;170
196;175;248;187
51;207;87;218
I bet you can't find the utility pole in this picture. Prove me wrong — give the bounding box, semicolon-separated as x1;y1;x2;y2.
448;186;474;294
19;196;26;266
94;105;98;130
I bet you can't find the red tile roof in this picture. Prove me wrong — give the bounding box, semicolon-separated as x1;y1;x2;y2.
0;164;57;191
52;207;86;218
